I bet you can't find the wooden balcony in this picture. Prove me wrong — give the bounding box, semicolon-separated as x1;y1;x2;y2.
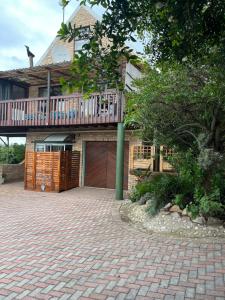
0;91;123;128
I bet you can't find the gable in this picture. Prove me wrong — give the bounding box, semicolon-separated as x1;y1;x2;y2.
37;5;99;66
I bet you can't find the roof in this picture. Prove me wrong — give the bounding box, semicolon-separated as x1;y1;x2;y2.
0;61;72;86
34;134;75;144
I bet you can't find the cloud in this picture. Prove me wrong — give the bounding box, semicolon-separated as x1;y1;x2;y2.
0;0;83;70
0;0;142;71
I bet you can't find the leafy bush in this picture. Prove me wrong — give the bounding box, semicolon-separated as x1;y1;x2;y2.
169;150;225;219
129;181;153;202
138;192;152;205
129;173;185;215
130;148;225;219
0;144;25;164
146;174;183;216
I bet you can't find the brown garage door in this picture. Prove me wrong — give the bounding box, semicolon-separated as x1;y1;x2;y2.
84;141;129;189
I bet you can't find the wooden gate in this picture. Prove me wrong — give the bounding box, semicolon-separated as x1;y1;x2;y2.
24;151;80;192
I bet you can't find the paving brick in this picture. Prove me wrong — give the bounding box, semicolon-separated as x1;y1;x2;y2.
0;182;224;300
185;287;196;298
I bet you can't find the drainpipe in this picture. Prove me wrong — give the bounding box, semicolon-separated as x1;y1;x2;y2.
115;122;125;200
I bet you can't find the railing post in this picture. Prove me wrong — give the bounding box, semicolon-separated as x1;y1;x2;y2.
7;101;12;126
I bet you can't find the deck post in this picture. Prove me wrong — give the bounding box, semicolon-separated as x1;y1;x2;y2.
7;137;9;164
46;70;51;125
81;141;86;187
116;122;125;200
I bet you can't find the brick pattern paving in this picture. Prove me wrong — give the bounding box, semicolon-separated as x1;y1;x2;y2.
0;182;225;300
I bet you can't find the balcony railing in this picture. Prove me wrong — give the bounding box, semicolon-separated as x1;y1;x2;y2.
0;91;123;127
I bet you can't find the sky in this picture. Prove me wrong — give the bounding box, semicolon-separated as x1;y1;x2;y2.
0;0;105;71
0;0;104;145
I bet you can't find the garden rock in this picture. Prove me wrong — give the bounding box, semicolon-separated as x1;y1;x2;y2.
138;193;152;206
120;201;225;238
191;216;206;225
207;217;224;226
169;205;182;213
163;202;172;211
182;208;188;216
171;212;181;219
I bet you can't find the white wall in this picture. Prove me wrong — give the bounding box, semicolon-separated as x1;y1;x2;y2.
125;62;142;91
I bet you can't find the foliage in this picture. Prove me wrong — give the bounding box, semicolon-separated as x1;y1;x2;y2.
126;60;225;152
56;0;224;94
129;149;225;219
127;60;225;219
138;192;152;205
129;180;152;203
0;144;25;164
129;173;183;215
146;174;182;216
58;1;225;220
58;14;136;94
170;150;225;218
60;0;225;63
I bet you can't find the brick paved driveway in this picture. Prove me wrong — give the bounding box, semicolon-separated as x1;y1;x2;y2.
0;182;225;300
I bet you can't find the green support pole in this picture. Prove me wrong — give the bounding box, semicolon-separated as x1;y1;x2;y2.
81;141;86;187
116;122;125;200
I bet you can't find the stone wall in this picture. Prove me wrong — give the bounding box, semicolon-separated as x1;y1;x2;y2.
0;162;24;183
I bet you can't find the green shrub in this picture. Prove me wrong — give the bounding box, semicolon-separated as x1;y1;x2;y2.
171;150;225;219
129;180;153;202
187;188;225;219
146;174;183;216
0;144;25;164
129;187;141;203
130;148;225;219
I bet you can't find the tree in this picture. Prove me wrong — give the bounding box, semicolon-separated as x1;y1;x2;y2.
59;0;225;62
127;61;225;151
126;61;225;218
58;0;225;217
0;144;25;164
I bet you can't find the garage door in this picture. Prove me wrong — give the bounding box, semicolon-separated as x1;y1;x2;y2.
84;141;129;189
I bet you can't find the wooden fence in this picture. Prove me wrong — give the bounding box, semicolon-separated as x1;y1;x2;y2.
159;146;175;172
131;145;174;173
131;145;154;171
24;151;80;192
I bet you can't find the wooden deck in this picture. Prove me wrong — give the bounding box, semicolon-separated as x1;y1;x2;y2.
0;91;123;127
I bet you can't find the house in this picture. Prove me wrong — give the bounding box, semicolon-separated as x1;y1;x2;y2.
0;5;158;198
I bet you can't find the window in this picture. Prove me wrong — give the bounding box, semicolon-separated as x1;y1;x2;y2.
38;85;62;97
0;80;28;100
133;146;152;160
74;26;91;53
35;143;72;152
35;144;45;152
12;85;27;99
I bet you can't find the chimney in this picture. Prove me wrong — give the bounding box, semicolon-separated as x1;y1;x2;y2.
29;56;34;68
25;45;35;68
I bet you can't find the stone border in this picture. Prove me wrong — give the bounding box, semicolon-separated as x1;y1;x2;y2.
116;201;225;243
